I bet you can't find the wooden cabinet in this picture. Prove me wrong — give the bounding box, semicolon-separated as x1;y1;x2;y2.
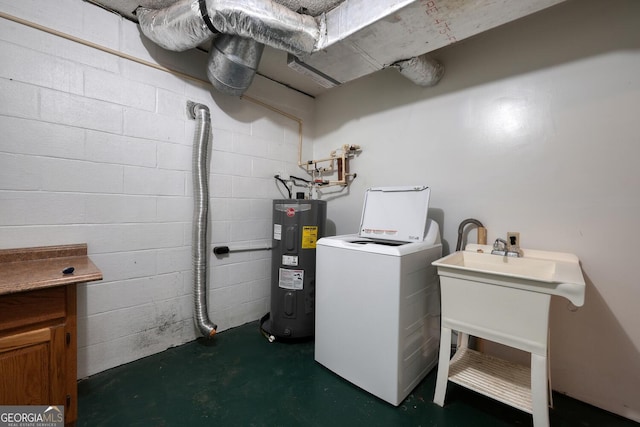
0;244;102;426
0;326;66;405
0;286;75;423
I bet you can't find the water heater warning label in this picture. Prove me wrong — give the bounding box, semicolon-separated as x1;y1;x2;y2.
282;255;298;266
279;268;304;290
301;226;319;249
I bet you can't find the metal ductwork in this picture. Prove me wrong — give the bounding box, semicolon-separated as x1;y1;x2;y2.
138;0;323;95
295;0;567;89
137;0;566;96
207;35;265;96
136;0;214;52
137;0;322;55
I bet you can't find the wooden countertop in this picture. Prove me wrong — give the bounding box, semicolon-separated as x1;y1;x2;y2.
0;244;102;296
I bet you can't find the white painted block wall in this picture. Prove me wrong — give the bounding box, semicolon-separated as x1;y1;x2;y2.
0;0;314;377
313;0;640;422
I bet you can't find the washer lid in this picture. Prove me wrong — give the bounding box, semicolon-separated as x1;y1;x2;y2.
358;186;431;242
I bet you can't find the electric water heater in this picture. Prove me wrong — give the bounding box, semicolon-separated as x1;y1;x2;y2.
262;199;327;340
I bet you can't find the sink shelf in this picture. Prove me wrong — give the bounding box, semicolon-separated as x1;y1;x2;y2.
448;347;532;413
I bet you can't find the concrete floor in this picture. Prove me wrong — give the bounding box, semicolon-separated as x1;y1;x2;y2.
78;321;637;426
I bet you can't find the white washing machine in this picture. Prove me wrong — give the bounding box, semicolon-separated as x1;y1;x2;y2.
315;186;442;406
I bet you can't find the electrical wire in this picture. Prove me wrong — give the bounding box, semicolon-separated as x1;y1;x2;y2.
274;175;292;199
290;174;311;183
290;175;313;190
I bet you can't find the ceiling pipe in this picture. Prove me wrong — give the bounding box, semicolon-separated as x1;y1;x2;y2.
392;54;444;87
136;0;214;52
137;0;323;95
204;0;323;58
137;0;322;57
207;34;265;96
137;0;446;95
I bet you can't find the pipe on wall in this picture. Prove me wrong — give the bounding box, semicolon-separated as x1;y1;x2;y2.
188;101;218;338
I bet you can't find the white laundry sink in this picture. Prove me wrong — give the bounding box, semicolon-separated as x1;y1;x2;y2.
432;244;585;306
432;244;586;427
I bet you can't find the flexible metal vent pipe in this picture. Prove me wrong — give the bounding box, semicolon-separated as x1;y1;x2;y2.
188;101;217;338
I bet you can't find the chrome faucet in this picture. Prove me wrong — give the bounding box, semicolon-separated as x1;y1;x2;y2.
491;237;522;257
491;238;509;256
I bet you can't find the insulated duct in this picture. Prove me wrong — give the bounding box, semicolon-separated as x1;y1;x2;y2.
136;0;453;95
188;101;217;338
137;0;322;95
392;54;444;87
136;0;214;51
293;0;566;91
137;0;322;57
130;0;567;95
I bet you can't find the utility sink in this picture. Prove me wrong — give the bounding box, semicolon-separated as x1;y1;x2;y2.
432;244;586;427
432;244;585;306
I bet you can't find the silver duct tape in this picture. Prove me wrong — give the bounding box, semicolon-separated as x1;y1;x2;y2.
393;54;444;87
137;0;213;51
207;0;321;57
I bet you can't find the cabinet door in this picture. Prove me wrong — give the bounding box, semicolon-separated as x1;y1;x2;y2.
0;325;65;406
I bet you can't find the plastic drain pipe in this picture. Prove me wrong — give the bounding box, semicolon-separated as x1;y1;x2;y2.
188;101;217;338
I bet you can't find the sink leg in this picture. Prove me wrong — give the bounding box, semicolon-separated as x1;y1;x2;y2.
457;331;469;349
531;353;550;427
433;326;452;406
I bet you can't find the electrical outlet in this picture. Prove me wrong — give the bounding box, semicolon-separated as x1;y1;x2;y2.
507;232;520;248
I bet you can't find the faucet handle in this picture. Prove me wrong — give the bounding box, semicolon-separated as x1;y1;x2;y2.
491;238;508;255
493;238;506;250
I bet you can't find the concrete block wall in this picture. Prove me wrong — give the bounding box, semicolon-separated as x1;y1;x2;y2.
0;0;315;377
